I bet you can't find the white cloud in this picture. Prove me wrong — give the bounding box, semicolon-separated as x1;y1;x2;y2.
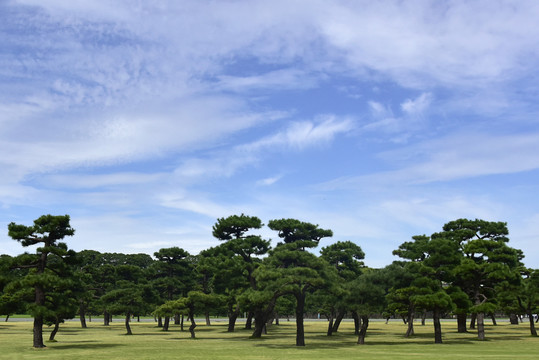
245;115;355;152
401;92;432;116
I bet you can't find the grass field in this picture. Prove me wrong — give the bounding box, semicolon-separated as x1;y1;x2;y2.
0;319;537;360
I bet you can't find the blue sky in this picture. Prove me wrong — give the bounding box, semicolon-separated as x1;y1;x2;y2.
1;1;539;268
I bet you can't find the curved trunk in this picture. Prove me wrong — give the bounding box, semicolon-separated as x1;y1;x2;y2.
326;315;334;336
245;311;253;330
251;296;278;338
5;315;10;322
457;313;467;333
125;313;132;335
470;313;476;329
490;313;497;326
163;316;170;331
332;310;345;333
295;292;305;347
433;308;442;344
405;306;415;337
528;311;537;336
49;319;60;341
227;302;240;332
356;316;369;344
79;302;87;328
351;311;360;335
189;315;197;338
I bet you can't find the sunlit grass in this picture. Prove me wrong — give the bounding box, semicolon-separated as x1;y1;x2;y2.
0;318;536;360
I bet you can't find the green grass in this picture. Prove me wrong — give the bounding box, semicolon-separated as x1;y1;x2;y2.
0;319;537;360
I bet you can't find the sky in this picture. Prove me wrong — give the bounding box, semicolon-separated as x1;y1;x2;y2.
1;0;539;269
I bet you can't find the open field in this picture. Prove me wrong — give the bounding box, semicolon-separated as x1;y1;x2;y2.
0;319;537;360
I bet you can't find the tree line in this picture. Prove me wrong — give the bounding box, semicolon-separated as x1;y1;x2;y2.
1;214;538;348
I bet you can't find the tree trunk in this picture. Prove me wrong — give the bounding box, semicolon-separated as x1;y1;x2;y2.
295;292;306;347
251;296;278;338
79;303;87;329
33;284;46;348
477;312;485;341
490;313;497;326
326;315;334;336
181;314;184;331
49;319;60;341
33;315;46;348
157;316;163;327
357;315;369;344
352;311;360;335
227;302;240;332
189;315;197;338
332;309;345;333
433;308;443;344
405;306;415;338
125;313;132;335
274;312;280;325
5;315;9;322
205;312;211;326
104;310;110;326
527;311;537;336
509;313;519;325
245;311;253;330
470;313;476;329
163;316;170;331
174;314;180;325
421;310;427;326
457;313;467;333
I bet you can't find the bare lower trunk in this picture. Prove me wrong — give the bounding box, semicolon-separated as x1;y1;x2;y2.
332;310;345;333
163;316;170;331
79;303;87;329
49;319;60;341
352;311;361;335
457;313;467;333
509;313;519;325
157;316;163;327
433;308;442;344
251;296;278;338
227;303;240;332
181;314;184;331
470;313;476;329
490;313;497;326
295;292;305;347
205;312;211;326
174;314;180;325
405;307;415;337
189;315;196;338
245;311;253;330
104;310;110;326
33;316;46;348
528;311;537;336
357;316;369;344
125;313;132;335
477;312;485;341
421;310;427;326
5;315;9;322
326;315;334;336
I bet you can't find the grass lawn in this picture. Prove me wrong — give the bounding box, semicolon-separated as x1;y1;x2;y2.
0;319;537;360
